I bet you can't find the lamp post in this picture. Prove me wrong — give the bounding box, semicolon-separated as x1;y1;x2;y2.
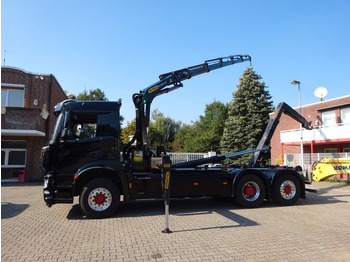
291;80;304;174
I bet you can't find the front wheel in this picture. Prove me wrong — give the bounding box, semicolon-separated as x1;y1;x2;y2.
235;174;266;208
272;174;301;206
79;178;120;219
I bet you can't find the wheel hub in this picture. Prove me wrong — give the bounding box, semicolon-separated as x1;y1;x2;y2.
244;185;255;196
88;187;112;211
280;180;296;200
94;193;106;205
242;182;260;201
283;185;291;195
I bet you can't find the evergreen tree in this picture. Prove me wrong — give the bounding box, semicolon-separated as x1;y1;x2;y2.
220;67;274;165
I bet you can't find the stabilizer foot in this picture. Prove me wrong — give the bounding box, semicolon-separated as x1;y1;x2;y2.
162;228;172;234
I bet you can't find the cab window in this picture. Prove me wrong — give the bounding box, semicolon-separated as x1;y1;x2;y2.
63;111;119;141
74;123;97;140
65;112;97;140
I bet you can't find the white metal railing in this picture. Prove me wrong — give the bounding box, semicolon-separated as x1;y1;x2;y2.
283;152;350;175
281;123;350;143
168;152;209;165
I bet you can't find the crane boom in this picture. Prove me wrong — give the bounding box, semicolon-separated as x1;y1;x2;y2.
249;102;312;167
142;55;251;103
123;55;251;161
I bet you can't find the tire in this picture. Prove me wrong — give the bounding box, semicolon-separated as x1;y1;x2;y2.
272;174;300;206
79;178;120;219
235;174;266;208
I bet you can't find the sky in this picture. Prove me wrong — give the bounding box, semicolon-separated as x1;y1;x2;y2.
2;0;350;127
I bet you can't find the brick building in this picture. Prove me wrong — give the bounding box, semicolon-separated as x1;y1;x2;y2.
1;66;67;182
270;95;350;173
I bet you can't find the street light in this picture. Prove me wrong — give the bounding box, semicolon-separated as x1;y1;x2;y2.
291;80;304;174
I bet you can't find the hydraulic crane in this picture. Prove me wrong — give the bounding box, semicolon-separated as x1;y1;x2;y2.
123;55;251;161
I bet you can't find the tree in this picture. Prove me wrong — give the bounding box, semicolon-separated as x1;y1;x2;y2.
196;101;228;153
77;88;124;126
149;109;181;151
173;101;228;153
77;88;108;101
120;110;180;152
173;123;198;152
220;67;274;165
121;119;136;147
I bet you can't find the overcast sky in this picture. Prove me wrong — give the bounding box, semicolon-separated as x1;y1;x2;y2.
2;0;350;126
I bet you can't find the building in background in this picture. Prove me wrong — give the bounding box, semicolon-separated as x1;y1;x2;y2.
270;95;350;178
1;66;67;182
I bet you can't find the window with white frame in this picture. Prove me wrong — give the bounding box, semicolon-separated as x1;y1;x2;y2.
341;107;350;125
1;141;27;168
1;84;25;107
321;110;336;127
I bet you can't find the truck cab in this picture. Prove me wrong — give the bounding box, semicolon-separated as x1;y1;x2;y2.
42;99;124;207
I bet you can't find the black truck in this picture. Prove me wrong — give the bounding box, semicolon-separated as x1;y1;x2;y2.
42;55;313;218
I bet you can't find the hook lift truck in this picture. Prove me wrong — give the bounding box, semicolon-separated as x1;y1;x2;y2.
42;55;315;219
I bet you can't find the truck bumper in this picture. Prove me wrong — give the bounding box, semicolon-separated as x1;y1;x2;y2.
43;173;55;207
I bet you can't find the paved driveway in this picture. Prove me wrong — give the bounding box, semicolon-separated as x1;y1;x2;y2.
2;181;350;262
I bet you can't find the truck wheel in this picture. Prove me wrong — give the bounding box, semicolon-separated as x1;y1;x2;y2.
79;178;120;219
235;174;266;208
272;174;300;206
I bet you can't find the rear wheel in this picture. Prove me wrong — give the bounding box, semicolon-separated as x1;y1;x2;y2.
79;178;120;219
272;174;300;206
235;174;266;208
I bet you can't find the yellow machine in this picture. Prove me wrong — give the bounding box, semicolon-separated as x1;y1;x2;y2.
312;158;350;181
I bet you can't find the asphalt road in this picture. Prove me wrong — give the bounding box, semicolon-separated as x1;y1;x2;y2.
1;181;350;261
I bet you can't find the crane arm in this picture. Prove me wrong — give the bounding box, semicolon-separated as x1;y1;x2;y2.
123;55;251;161
142;55;251;104
249;102;313;167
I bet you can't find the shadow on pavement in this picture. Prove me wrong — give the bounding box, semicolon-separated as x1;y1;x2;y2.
66;182;350;231
301;182;350;206
67;197;236;220
1;182;42;187
67;197;260;231
172;208;259;233
315;182;350;195
1;202;29;219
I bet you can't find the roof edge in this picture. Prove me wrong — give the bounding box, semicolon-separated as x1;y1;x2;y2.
270;94;350;115
1;129;46;137
1;66;52;77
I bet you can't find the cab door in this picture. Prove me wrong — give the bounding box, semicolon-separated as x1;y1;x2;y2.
52;113;100;176
52;110;120;179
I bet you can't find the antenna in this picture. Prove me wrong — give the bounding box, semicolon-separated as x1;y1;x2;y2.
3;49;6;66
314;87;328;101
